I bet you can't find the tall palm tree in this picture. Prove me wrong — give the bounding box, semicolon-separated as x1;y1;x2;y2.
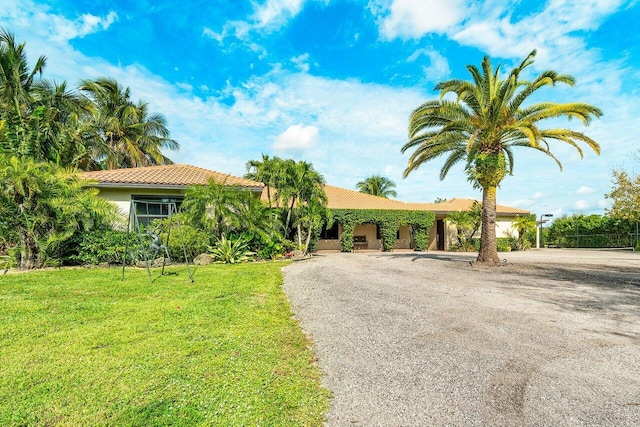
278;160;327;238
80;77;178;169
356;175;397;198
245;154;284;208
402;50;602;264
30;79;89;165
0;28;46;157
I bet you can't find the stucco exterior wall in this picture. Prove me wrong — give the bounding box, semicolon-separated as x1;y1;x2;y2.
395;225;411;249
316;224;413;251
353;224;380;250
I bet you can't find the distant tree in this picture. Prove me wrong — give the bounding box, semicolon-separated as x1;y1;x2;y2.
356;175;397;198
402;50;602;264
433;197;447;203
605;169;640;221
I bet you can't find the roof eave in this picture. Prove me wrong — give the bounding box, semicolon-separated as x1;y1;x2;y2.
88;182;263;192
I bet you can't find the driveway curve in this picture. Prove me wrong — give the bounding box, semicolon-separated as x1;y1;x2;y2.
282;250;640;426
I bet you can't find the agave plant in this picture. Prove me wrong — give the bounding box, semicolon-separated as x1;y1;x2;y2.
208;235;255;264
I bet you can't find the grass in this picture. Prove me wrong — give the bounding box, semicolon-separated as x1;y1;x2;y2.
0;263;329;426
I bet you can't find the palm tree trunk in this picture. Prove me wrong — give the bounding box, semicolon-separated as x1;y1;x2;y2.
304;222;313;255
285;198;296;237
477;185;500;264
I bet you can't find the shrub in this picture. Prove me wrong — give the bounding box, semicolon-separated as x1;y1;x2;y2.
450;241;476;252
496;238;511;252
158;221;210;261
209;235;255;264
69;228;129;265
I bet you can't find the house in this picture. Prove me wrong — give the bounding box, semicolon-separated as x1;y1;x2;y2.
317;185;529;251
82;164;264;224
83;164;529;251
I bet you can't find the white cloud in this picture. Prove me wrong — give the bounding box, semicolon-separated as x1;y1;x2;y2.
252;0;305;28
291;53;311;72
273;124;319;150
576;186;595;194
205;0;305;43
532;191;545;199
407;48;450;81
375;0;469;40
452;0;625;66
1;0;118;45
575;200;591;210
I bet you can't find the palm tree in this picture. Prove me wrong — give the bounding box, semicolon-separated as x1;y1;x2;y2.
80;77;178;169
0;156;116;268
278;160;327;239
245;154;284;208
0;28;46;157
402;50;601;264
356;175;397;198
30;79;89;165
512;214;537;239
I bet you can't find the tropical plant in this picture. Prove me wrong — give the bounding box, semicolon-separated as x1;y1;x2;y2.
245;154;285;208
512;214;536;239
182;179;280;243
208;234;255;264
447;211;475;245
80;77;178;169
402;50;602;264
296;199;329;254
606;169;640;221
278;160;327;237
0;155;117;268
356;175;398;198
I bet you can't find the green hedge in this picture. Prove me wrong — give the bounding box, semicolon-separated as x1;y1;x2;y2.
330;209;435;252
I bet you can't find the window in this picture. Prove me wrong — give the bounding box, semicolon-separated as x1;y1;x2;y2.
320;222;339;240
132;196;183;227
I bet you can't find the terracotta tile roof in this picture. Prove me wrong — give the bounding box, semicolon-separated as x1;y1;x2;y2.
82;164;263;189
323;185;409;210
323;186;529;216
407;198;530;215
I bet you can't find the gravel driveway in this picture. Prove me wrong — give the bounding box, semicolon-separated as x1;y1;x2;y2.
282;250;640;426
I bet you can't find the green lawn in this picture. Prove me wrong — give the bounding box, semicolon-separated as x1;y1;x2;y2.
0;263;328;426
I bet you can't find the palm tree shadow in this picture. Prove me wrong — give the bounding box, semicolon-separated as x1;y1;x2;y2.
493;263;640;339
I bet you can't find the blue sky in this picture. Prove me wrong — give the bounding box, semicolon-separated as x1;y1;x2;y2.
2;0;640;218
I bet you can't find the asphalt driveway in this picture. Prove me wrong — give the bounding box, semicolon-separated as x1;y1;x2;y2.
282;250;640;426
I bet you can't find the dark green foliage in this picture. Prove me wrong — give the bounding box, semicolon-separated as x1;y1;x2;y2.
470;238;512;252
547;214;638;248
68;228;128;265
496;238;512;252
208;235;255;263
330;209;435;252
158;221;210;260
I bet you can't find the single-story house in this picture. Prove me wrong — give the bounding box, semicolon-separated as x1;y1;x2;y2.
83;164;529;251
318;185;529;251
82;164;264;225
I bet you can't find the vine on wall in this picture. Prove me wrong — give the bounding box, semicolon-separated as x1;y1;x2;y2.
329;209;435;252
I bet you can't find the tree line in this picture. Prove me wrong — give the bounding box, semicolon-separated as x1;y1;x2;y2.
0;29;177;169
0;28;178;268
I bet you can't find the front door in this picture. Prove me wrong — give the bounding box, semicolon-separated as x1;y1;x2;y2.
436;219;445;250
